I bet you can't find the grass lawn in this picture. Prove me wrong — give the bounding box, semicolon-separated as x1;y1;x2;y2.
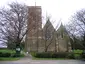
0;57;20;61
0;49;15;53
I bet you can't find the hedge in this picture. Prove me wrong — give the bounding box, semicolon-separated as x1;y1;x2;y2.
0;52;11;57
31;52;75;59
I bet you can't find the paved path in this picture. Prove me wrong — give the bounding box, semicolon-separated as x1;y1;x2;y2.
0;57;85;64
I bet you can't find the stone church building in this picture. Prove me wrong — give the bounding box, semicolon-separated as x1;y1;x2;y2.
25;6;71;52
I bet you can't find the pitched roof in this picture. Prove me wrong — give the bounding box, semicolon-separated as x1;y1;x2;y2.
43;18;55;32
56;22;68;35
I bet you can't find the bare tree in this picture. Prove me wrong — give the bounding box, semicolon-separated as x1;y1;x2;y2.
66;9;85;49
0;2;28;50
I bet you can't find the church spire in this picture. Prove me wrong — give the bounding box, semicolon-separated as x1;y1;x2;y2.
35;0;36;6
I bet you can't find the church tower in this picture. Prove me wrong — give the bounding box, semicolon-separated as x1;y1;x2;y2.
25;6;42;52
28;6;42;37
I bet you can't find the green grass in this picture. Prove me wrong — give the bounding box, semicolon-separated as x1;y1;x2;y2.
0;54;25;61
0;49;15;54
0;57;20;61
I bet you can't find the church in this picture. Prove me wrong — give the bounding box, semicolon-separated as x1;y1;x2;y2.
25;6;71;52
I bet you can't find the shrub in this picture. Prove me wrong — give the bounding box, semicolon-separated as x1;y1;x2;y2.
52;53;58;58
0;52;3;57
31;52;52;58
72;49;83;59
81;51;85;58
66;53;75;59
0;49;25;57
0;49;15;57
74;54;81;59
0;52;11;57
73;49;83;54
31;52;70;58
52;52;67;58
34;52;52;58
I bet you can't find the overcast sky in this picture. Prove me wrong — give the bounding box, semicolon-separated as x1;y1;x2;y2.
1;0;85;47
0;0;85;25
